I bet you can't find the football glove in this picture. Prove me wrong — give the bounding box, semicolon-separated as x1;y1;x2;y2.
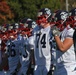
51;26;60;36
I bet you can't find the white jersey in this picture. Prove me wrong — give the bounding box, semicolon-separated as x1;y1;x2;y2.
54;26;76;75
33;25;52;65
6;39;20;74
28;36;34;50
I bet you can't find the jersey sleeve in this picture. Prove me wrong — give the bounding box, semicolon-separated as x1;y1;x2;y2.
66;28;74;38
28;36;34;50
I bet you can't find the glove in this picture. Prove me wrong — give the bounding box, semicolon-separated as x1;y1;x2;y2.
51;26;60;36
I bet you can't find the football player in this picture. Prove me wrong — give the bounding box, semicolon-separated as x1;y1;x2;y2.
31;8;53;75
18;18;37;75
1;31;9;75
51;10;76;75
6;31;20;75
69;8;76;55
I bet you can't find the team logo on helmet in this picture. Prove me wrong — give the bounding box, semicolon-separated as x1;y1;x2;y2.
60;12;69;22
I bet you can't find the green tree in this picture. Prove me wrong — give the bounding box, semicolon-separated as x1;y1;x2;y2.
7;0;22;22
1;0;76;26
69;0;76;10
7;0;61;23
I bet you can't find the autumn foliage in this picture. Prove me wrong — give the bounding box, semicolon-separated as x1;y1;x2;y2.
0;0;14;25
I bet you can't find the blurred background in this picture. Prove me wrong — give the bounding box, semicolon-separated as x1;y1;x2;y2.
0;0;76;25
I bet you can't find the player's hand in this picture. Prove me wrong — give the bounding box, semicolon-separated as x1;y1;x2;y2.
51;26;60;36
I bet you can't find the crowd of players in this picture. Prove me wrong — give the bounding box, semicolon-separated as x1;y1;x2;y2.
0;7;76;75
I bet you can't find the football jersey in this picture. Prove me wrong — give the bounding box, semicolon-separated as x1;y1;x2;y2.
6;39;20;74
0;71;5;75
56;26;76;71
28;36;34;50
18;36;30;62
18;36;30;75
33;25;52;65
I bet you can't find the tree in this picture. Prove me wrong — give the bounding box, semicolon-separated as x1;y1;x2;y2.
7;0;61;22
69;0;76;10
0;0;14;25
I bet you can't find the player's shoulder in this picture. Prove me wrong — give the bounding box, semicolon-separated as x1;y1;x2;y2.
63;26;75;38
63;25;74;33
44;25;51;31
33;25;40;32
67;26;74;34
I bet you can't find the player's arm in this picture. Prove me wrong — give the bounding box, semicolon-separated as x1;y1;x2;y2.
54;36;73;52
51;26;73;52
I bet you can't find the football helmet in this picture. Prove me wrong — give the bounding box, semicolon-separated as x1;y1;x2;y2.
69;8;76;28
8;24;13;30
2;26;7;32
26;19;37;29
2;24;9;32
20;18;37;29
20;18;37;36
36;8;53;25
19;18;31;28
24;19;37;36
20;18;29;24
12;23;19;29
54;10;69;31
69;8;76;17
